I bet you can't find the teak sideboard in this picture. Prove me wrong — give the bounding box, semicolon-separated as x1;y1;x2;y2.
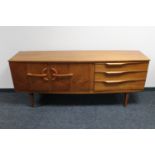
9;50;150;107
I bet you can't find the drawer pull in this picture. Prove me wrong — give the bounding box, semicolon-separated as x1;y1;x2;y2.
97;71;145;75
96;79;144;84
105;62;129;66
27;67;49;81
51;67;73;80
104;71;128;75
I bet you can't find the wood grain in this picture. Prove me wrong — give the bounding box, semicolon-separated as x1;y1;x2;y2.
27;63;50;91
9;50;150;62
49;63;94;92
9;62;30;91
95;80;145;91
95;71;147;81
95;62;149;72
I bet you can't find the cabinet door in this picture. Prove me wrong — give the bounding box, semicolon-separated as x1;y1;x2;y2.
27;63;50;91
50;64;71;91
49;63;94;92
10;62;94;93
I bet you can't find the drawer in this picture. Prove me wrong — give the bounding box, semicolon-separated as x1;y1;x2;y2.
95;80;145;91
95;62;148;72
95;71;147;81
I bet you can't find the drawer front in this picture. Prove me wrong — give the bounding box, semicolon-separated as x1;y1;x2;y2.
95;80;145;91
95;62;148;72
94;61;148;92
95;71;147;81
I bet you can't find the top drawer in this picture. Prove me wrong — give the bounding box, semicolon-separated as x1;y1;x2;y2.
95;61;148;72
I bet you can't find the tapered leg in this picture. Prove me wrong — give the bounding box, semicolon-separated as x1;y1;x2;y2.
124;93;129;107
29;93;35;107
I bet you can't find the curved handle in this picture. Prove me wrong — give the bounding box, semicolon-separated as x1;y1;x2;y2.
96;70;146;75
103;80;129;84
105;62;129;66
51;67;73;80
51;67;58;80
27;73;47;77
41;67;49;81
96;79;144;84
103;71;127;75
27;67;49;81
53;73;73;77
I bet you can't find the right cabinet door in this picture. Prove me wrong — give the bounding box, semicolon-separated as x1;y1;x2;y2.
49;63;94;92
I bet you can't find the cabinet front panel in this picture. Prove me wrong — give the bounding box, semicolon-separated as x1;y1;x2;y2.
95;62;148;72
10;62;94;93
50;63;94;92
50;64;71;91
95;71;147;81
70;64;94;92
95;80;145;92
27;63;50;91
94;61;148;92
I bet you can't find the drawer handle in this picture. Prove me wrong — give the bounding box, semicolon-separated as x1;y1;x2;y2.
103;71;128;75
105;63;129;66
103;80;133;84
51;67;73;80
95;71;146;75
27;67;49;81
96;79;144;84
99;71;145;75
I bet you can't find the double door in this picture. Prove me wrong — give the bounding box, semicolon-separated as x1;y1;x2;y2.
27;63;94;92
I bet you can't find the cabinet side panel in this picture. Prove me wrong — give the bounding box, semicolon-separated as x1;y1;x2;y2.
9;62;30;91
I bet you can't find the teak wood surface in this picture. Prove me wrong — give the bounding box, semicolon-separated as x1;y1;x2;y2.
9;50;149;62
9;50;150;107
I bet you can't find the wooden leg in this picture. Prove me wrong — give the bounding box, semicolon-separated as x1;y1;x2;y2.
29;93;35;107
124;93;129;107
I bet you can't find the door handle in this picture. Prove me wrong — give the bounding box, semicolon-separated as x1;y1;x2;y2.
50;67;73;80
27;67;49;81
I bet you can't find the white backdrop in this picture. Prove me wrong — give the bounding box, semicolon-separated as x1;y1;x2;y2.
0;26;154;88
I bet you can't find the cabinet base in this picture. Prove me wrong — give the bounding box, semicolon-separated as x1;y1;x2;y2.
28;93;129;107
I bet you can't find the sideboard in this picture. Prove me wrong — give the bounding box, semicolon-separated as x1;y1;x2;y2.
9;50;150;107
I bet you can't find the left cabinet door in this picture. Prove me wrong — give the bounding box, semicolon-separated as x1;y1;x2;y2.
9;62;50;92
27;63;50;92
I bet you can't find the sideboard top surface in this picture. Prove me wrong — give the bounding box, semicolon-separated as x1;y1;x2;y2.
9;50;149;62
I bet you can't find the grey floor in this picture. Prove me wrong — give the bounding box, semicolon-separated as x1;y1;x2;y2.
0;91;154;129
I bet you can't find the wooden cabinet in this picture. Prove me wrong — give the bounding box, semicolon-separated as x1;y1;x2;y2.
9;50;150;107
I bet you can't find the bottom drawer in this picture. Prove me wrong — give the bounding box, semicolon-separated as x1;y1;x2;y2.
95;80;145;91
